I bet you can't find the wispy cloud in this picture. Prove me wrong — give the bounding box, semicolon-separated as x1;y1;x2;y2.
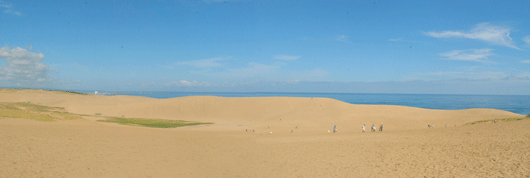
215;63;279;79
500;72;530;81
4;9;21;16
1;1;22;16
522;60;530;64
290;69;329;81
439;49;494;63
424;71;518;82
183;59;329;82
425;22;519;49
388;38;402;42
426;71;463;76
273;55;300;60
0;46;54;86
523;36;530;47
176;57;226;68
0;1;11;8
165;80;215;87
336;35;349;42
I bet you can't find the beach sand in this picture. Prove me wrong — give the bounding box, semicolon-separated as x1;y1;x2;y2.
1;89;529;177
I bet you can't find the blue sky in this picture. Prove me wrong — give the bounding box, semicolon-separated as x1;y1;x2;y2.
1;0;530;94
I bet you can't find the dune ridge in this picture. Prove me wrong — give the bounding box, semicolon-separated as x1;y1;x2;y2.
0;89;522;132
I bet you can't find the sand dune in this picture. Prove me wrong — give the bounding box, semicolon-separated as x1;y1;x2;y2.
1;89;528;177
0;89;521;132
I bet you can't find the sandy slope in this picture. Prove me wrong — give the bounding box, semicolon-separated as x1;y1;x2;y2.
1;89;528;177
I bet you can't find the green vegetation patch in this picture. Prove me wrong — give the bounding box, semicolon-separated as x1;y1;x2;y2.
97;117;212;128
0;102;210;128
50;90;87;95
465;117;530;125
0;89;18;93
0;102;80;122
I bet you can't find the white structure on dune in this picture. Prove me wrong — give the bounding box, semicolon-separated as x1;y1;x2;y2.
95;91;98;95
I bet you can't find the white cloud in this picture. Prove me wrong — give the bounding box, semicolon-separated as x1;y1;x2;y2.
4;9;21;16
0;1;12;8
188;62;280;81
185;60;328;82
426;71;463;76
424;71;514;82
165;80;214;87
523;36;530;47
222;63;279;78
424;71;530;82
425;22;519;49
273;55;300;60
500;72;530;81
176;57;225;68
1;1;22;17
522;60;530;64
439;49;494;63
0;46;54;86
388;38;402;42
336;35;349;42
291;69;329;81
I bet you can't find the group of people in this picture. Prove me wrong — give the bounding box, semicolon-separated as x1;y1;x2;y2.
332;123;384;133
358;122;384;133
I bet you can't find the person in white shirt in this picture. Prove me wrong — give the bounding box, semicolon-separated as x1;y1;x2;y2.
362;124;365;133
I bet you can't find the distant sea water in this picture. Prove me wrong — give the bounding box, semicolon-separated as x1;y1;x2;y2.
91;91;530;115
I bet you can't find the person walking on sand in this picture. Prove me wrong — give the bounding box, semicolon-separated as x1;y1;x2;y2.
371;124;376;132
333;125;337;133
362;124;365;133
379;122;384;132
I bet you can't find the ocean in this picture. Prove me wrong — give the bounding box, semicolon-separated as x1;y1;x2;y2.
96;92;530;115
